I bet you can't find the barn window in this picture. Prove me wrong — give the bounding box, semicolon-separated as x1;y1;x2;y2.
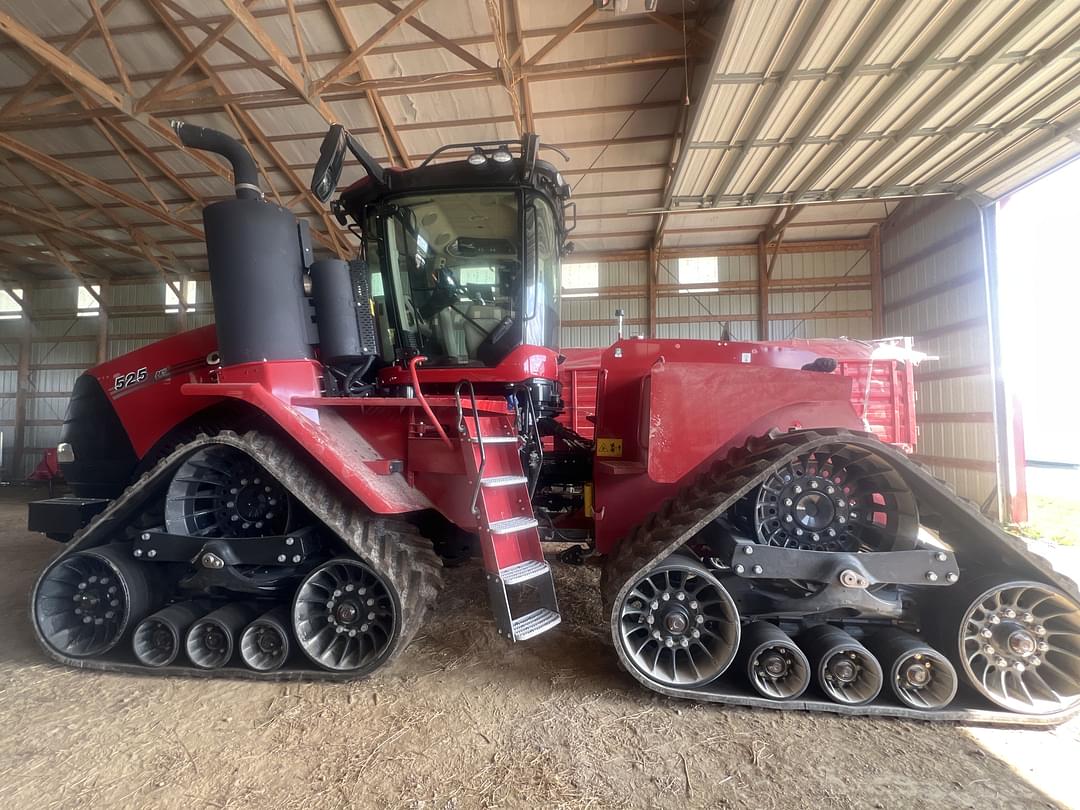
77;285;101;317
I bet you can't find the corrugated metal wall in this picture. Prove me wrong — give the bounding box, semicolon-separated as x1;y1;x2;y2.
560;243;874;346
880;198;999;512
1;240;878;481
0;280;212;480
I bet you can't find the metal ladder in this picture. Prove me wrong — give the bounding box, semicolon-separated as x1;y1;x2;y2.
455;381;561;642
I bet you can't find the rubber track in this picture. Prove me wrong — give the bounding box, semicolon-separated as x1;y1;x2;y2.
30;430;444;682
601;428;1080;727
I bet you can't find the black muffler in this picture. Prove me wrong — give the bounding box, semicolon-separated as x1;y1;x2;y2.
173;120;313;367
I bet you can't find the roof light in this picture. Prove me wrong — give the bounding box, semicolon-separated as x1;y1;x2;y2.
467;148;488;167
492;146;512;164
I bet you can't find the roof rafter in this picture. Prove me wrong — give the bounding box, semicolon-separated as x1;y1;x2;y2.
218;0;336;122
323;0;412;168
524;4;595;67
314;0;430;94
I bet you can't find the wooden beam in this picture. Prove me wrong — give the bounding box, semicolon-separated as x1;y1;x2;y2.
146;1;344;251
0;133;202;239
869;224;883;336
508;0;534;133
88;0;133;95
100;119;205;204
314;0;430;93
0;5;238;192
12;287;32;479
97;280;110;362
647;244;658;338
486;0;523;136
757;233;769;340
92;119;170;213
525;4;595;66
137;3;249;112
647;11;717;44
0;9;130;112
218;0;335;122
323;1;412;168
0;0;122;116
372;0;490;71
284;0;311;79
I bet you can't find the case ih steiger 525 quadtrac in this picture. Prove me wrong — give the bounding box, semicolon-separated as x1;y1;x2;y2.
27;122;1080;725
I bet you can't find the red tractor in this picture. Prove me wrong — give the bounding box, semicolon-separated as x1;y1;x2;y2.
29;122;1080;723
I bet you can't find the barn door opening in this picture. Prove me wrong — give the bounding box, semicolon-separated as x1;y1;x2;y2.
996;158;1080;540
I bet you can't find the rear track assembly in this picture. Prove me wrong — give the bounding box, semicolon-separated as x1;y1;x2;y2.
602;429;1080;726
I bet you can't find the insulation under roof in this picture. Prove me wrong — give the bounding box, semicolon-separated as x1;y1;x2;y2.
0;0;1076;283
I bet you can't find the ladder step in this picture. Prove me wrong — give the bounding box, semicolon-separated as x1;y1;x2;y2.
468;435;517;444
498;559;550;585
488;516;539;535
481;475;528;489
511;608;561;641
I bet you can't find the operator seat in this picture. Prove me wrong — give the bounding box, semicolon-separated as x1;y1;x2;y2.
463;304;507;358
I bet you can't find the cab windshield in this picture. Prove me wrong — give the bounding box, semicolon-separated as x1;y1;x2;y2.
365;190;560;366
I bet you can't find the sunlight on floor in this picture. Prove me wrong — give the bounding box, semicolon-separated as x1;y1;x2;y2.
965;717;1080;809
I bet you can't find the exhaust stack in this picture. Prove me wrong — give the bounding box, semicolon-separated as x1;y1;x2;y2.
173;121;313;368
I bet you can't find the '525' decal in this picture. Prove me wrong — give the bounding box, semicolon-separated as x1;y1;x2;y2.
113;366;148;391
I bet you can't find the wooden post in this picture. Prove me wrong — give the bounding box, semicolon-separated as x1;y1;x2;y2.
756;234;769;340
12;287;32;480
97;280;109;363
869;224;884;337
647;245;658;338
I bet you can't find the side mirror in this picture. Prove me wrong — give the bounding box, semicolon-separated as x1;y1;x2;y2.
311;124;347;202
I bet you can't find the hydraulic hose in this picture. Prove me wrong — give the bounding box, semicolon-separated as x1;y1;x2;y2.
171;120;261;200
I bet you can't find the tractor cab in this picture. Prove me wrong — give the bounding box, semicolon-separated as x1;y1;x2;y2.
310;126;574;373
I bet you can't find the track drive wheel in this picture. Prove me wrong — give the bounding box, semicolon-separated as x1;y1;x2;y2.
613;554;740;688
751;445;918;552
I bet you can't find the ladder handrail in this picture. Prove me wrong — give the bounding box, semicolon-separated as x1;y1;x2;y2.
455;378;487;516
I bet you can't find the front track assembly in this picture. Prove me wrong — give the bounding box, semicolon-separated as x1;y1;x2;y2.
602;429;1080;726
32;431;443;681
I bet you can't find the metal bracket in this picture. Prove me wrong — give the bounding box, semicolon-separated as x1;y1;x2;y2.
721;534;959;588
132;526;320;567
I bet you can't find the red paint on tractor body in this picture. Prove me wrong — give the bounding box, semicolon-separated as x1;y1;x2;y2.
79;325;920;557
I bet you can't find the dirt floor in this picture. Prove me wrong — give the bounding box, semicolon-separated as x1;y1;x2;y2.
1;487;1076;810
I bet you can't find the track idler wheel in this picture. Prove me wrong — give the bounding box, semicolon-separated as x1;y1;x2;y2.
737;621;811;700
802;625;883;705
34;544;154;658
240;606;292;672
292;558;400;673
614;554;740;688
955;580;1080;715
185;603;260;669
866;628;957;710
133;601;210;667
